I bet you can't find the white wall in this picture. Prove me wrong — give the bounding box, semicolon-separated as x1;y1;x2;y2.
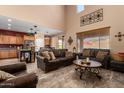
65;5;124;53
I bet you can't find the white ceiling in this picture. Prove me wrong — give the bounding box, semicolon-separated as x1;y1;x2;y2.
0;15;63;36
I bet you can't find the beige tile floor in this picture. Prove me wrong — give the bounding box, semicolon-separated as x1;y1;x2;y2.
0;58;124;88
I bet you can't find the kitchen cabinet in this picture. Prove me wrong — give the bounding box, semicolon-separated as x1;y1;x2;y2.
9;35;17;44
9;50;17;58
16;36;23;44
1;34;10;44
0;49;17;59
0;34;24;45
0;34;2;44
0;50;9;59
24;35;35;41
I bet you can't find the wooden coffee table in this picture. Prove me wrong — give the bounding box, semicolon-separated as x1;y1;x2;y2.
73;59;102;80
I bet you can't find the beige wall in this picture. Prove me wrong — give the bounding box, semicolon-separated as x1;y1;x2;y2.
65;5;124;53
0;5;66;31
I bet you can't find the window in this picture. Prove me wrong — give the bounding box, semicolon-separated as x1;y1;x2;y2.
76;5;84;13
83;37;99;49
77;27;110;51
83;36;109;49
58;36;64;49
99;36;109;49
58;39;63;49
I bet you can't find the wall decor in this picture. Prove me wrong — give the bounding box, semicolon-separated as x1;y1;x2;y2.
115;32;124;41
68;36;73;45
80;8;103;26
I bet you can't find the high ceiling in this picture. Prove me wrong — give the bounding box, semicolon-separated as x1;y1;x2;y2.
0;6;65;31
0;15;63;36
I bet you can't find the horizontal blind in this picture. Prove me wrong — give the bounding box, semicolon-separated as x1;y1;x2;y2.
77;27;110;39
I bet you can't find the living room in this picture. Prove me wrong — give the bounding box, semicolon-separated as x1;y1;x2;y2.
0;2;124;90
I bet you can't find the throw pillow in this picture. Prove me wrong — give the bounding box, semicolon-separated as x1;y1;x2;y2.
65;51;73;58
83;50;90;57
49;51;56;60
0;70;15;82
96;51;108;61
42;51;51;60
111;54;124;62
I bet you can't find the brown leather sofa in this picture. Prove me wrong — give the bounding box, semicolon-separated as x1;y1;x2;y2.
78;48;110;69
36;49;75;73
0;62;38;88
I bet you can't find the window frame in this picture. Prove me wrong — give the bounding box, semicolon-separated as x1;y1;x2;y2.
76;5;85;14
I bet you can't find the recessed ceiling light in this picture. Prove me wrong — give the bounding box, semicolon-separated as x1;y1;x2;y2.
8;27;11;29
34;25;37;28
8;24;11;26
8;19;12;22
30;28;33;30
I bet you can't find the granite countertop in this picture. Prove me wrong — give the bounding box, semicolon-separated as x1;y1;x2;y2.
0;48;17;51
20;49;31;51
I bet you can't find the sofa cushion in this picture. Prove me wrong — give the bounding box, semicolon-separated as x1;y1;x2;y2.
52;49;67;57
90;49;95;57
90;57;97;61
82;49;90;57
65;51;73;58
52;50;61;57
111;54;124;62
42;51;51;60
49;59;61;63
96;51;108;62
49;51;56;60
0;70;15;82
49;57;73;63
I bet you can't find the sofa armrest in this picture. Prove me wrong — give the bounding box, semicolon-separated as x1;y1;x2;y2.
103;55;111;69
75;52;82;59
0;73;38;88
36;55;49;64
0;62;27;74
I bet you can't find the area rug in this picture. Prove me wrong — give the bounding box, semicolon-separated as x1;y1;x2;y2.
36;65;124;88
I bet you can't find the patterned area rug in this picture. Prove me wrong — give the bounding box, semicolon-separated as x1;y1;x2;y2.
36;65;124;88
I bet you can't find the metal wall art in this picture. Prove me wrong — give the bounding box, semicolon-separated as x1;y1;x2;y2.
115;32;124;41
80;8;103;27
68;36;73;45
